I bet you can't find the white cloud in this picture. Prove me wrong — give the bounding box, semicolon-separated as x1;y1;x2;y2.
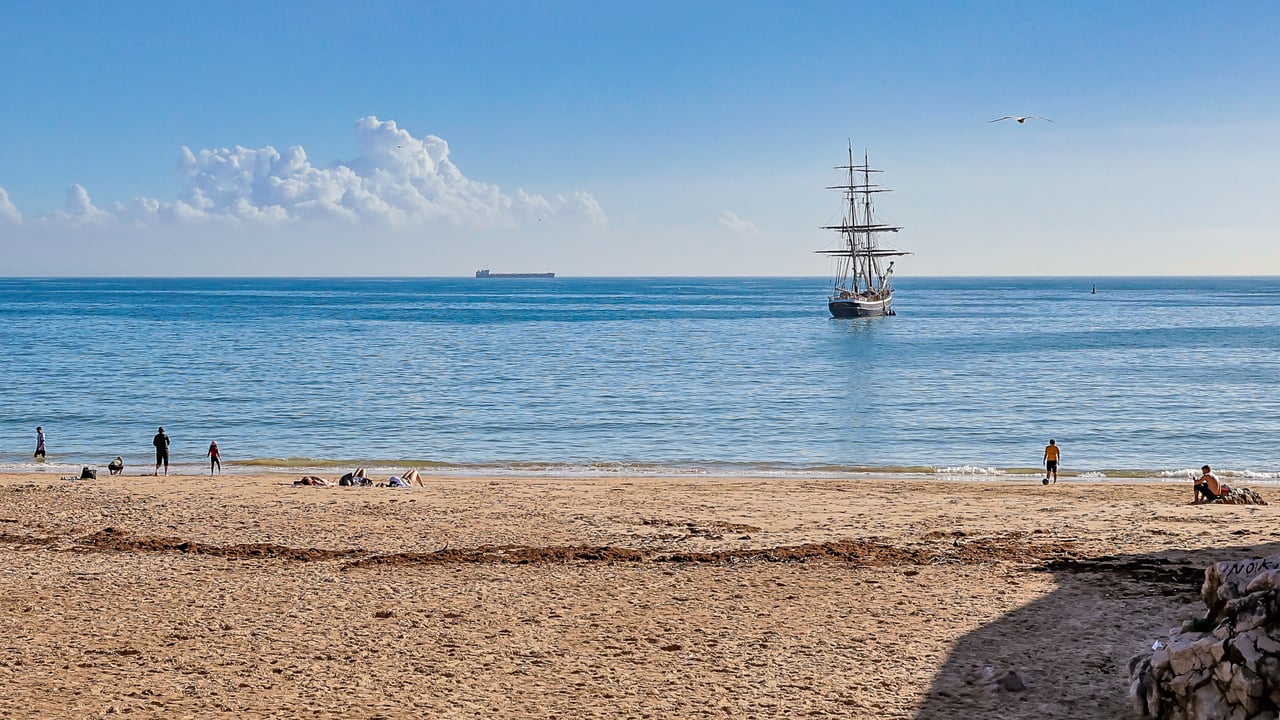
716;210;759;234
39;184;110;225
0;188;20;224
7;117;607;230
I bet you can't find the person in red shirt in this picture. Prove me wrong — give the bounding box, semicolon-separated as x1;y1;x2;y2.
206;440;221;475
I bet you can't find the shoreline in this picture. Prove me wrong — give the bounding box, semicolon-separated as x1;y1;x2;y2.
4;463;1277;483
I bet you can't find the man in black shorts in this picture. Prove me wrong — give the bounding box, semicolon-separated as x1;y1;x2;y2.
153;427;170;476
1043;439;1060;484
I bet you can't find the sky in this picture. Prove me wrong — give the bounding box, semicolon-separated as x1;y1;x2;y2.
0;1;1277;276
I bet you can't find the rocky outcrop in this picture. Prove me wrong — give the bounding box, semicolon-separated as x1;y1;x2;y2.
1213;488;1269;506
1129;555;1280;719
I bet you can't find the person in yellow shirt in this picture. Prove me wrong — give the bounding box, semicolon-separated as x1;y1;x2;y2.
1042;439;1060;484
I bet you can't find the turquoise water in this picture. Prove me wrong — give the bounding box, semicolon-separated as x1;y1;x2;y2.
1;277;1277;478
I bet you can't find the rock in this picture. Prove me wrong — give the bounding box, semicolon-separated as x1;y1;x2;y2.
1213;488;1268;505
1170;634;1221;677
1134;555;1280;719
996;670;1026;692
1234;666;1265;700
1205;555;1280;615
1192;682;1231;720
1258;655;1280;681
1131;676;1151;716
1168;666;1213;698
1247;570;1280;595
1255;633;1280;656
1231;631;1266;672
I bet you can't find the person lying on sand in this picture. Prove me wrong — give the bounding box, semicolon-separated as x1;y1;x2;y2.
294;476;331;487
339;468;372;486
400;468;423;487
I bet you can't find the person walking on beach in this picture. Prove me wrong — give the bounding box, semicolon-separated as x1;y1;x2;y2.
1193;465;1223;504
34;426;46;461
206;440;221;475
1043;439;1060;483
153;427;170;476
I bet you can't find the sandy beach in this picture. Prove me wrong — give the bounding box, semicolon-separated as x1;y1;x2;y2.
0;471;1275;719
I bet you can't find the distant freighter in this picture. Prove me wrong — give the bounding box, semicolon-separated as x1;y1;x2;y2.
475;270;555;279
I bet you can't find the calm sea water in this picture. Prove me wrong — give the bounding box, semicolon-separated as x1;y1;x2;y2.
1;277;1277;478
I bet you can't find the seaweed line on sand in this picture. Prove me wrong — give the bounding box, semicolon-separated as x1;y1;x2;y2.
0;526;1094;570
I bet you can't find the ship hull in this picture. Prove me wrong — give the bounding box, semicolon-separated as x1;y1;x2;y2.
828;296;894;318
475;271;555;279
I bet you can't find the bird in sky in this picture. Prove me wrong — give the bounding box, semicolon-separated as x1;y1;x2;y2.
989;116;1053;124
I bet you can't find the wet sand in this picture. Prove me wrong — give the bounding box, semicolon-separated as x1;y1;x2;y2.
0;472;1275;719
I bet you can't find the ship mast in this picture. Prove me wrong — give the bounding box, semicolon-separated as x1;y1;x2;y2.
817;141;907;298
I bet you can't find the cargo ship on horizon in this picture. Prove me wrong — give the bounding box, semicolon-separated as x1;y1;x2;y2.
475;270;555;279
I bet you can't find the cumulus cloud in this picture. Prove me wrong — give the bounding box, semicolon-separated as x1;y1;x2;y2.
0;188;20;224
716;210;759;234
8;117;606;229
39;184;110;225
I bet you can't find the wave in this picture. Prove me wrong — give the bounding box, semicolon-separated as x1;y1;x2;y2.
1157;467;1280;480
932;466;1009;476
2;457;1278;483
235;457;457;470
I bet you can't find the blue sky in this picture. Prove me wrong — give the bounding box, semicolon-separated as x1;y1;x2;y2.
1;1;1277;275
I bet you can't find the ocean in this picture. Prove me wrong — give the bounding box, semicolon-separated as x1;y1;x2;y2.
1;276;1277;479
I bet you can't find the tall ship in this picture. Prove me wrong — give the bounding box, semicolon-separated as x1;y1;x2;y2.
475;270;555;279
816;143;911;318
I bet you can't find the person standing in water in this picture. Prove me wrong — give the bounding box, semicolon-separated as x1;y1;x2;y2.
1043;439;1061;484
34;426;46;461
206;440;221;475
153;427;170;476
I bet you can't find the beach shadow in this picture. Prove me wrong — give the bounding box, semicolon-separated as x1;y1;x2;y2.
914;542;1280;720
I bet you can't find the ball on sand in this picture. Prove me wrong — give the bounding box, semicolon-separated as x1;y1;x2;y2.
1042;478;1050;485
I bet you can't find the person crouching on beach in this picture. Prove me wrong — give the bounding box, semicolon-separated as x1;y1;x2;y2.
206;440;221;475
108;457;124;475
1193;465;1223;504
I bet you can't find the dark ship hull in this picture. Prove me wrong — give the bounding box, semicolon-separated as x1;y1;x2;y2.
828;294;895;318
475;270;555;279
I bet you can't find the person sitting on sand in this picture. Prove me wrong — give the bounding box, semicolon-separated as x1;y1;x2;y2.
1193;465;1223;504
107;457;124;476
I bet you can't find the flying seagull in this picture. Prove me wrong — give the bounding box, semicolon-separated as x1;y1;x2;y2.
989;116;1053;124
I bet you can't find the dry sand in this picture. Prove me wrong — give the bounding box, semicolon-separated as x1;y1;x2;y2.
0;471;1276;719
